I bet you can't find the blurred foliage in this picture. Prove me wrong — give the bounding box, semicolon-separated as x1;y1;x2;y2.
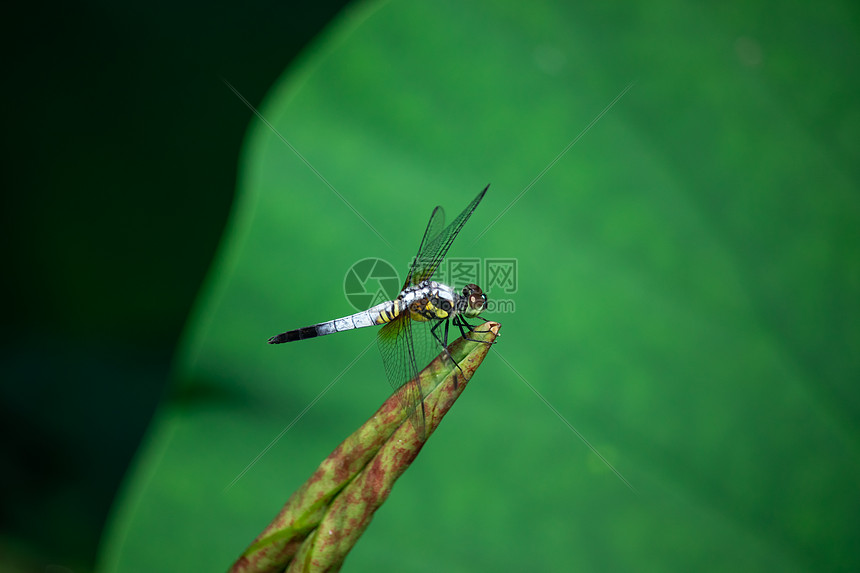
99;0;859;571
2;0;349;571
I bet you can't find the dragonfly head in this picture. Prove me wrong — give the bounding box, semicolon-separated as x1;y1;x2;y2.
462;283;488;318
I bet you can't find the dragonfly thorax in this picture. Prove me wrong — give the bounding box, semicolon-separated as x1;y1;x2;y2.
401;281;455;322
400;280;488;322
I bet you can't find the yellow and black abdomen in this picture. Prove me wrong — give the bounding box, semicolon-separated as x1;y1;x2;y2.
373;300;405;324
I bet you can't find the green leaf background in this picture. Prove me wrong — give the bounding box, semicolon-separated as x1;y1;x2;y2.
98;1;860;571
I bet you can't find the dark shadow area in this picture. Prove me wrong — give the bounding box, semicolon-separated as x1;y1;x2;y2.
0;0;351;570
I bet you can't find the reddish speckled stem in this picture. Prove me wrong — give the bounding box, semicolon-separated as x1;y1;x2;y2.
230;322;500;573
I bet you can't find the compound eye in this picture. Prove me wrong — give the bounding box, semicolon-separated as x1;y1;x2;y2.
468;293;487;311
463;283;483;296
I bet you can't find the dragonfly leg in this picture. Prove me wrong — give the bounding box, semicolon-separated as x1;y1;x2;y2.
455;315;497;344
431;318;465;387
430;316;445;346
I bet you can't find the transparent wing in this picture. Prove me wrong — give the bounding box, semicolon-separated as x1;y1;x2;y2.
404;205;445;288
377;314;426;437
407;185;488;286
377;186;489;436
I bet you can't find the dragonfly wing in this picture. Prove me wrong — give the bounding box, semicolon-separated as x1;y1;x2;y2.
377;315;426;437
409;185;488;285
376;186;489;436
404;205;445;288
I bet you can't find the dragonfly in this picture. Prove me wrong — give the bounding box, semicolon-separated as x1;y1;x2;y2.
268;185;492;437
